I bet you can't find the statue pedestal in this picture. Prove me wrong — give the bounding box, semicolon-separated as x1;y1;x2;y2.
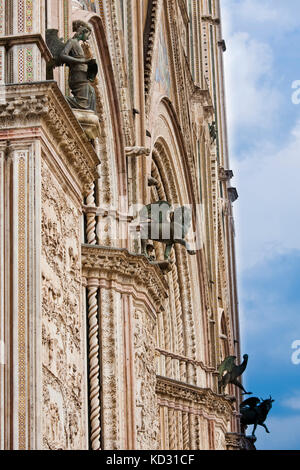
73;109;101;141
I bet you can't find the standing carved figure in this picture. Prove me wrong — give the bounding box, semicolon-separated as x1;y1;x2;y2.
240;396;274;437
46;20;98;111
209;121;217;143
218;354;252;395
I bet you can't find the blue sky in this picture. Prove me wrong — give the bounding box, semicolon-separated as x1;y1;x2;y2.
221;0;300;450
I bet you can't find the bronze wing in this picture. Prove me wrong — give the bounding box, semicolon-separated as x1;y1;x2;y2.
218;356;236;378
46;29;66;66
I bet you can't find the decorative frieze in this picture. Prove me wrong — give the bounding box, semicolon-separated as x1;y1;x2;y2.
82;245;168;312
156;376;234;420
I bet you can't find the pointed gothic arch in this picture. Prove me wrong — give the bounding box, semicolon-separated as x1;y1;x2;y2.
149;97;216;372
72;10;128;247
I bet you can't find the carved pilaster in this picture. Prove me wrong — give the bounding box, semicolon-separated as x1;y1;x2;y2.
1;1;48;84
0;144;5;450
0;1;5;37
0;46;4;84
0;141;42;449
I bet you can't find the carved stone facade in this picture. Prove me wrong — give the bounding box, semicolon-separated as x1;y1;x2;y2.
41;160;86;450
0;0;244;450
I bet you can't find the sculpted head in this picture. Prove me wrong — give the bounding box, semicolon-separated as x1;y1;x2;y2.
73;20;92;42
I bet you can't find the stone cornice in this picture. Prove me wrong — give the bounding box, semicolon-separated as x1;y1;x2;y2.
81;245;169;311
0;81;100;195
156;376;234;419
0;34;52;61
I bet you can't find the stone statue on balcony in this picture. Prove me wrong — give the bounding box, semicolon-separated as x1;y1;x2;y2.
218;354;252;395
209;121;217;143
46;20;98;112
139;201;196;262
240;396;274;437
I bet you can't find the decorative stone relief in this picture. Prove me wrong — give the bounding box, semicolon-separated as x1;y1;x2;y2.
134;309;159;450
215;427;226;450
41;160;86;450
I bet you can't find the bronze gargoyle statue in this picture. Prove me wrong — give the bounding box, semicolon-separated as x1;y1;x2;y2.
240;396;274;437
139;201;196;261
218;354;252;395
46;20;98;111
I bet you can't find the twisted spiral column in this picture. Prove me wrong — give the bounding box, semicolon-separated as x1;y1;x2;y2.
189;413;196;450
87;285;101;450
86;183;97;245
195;415;201;450
168;408;176;450
86;183;100;449
182;412;190;450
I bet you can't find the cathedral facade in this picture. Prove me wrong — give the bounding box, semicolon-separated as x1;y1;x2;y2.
0;0;244;450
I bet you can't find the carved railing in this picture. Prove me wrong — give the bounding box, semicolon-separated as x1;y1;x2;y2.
156;348;218;392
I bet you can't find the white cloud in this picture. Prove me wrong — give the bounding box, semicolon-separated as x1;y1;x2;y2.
283;393;300;411
222;0;300;36
233;120;300;270
221;0;300;270
224;31;281;140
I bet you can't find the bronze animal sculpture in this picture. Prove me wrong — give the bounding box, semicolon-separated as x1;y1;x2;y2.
209;121;217;143
139;201;196;261
46;20;98;111
240;396;274;437
218;354;252;395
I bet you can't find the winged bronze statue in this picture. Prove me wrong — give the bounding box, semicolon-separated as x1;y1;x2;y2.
46;20;98;111
218;354;252;395
240;396;274;437
139;201;196;261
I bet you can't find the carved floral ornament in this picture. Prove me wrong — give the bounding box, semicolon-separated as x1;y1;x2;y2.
0;82;99;195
